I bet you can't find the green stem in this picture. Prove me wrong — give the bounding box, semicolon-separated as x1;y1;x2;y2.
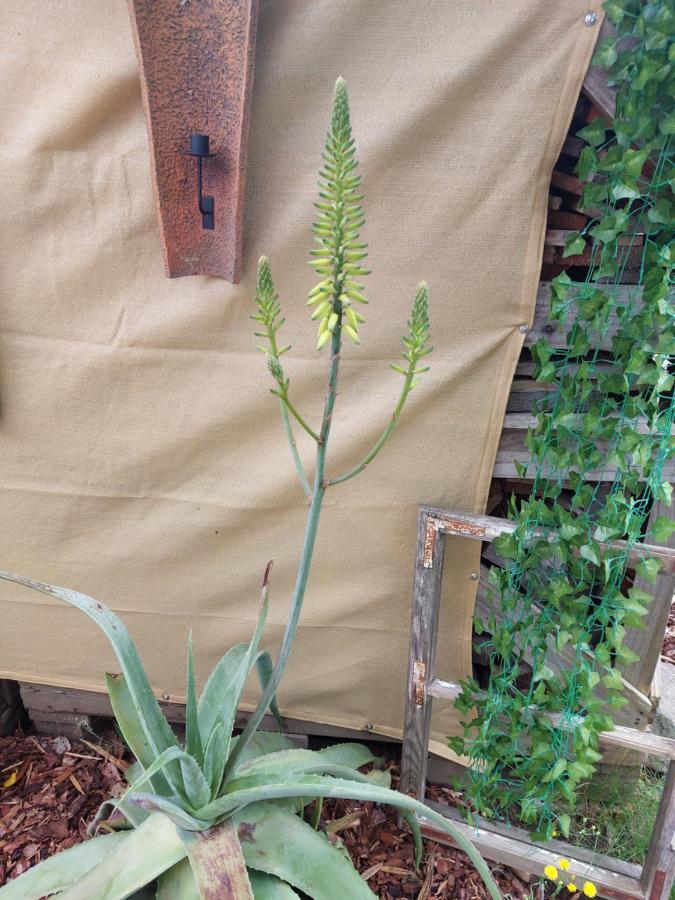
327;367;414;486
279;400;312;498
279;393;321;443
224;323;343;777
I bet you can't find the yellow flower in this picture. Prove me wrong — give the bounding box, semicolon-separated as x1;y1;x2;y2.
583;882;597;898
544;865;558;881
566;884;578;893
559;859;571;871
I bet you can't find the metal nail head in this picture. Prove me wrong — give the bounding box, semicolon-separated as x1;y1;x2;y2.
470;572;479;581
519;323;530;334
584;11;597;26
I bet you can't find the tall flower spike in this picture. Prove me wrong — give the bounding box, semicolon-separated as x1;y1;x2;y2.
307;77;369;350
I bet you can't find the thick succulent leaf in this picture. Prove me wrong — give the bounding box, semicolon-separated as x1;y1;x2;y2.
219;585;272;777
128;793;211;831
124;746;210;812
233;742;375;778
229;731;296;767
0;572;181;793
248;870;300;899
195;776;502;899
254;650;283;732
234;802;375;899
180;820;254;900
399;810;423;867
225;765;379;796
203;722;227;797
106;673;173;798
58;813;186;900
197;643;247;747
0;832;128;899
185;634;203;766
156;859;200;900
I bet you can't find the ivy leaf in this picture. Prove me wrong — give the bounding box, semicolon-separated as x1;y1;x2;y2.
562;232;586;258
659;110;675;134
657;481;673;506
635;557;661;582
651;515;675;543
578;118;608;147
542;758;567;783
580;544;600;566
558;813;571;839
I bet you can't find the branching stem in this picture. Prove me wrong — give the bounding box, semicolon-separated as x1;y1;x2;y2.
327;365;415;486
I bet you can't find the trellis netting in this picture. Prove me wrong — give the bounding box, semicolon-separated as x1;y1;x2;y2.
453;0;675;840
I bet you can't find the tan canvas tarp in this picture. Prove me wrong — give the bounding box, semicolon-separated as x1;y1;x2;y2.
0;1;601;757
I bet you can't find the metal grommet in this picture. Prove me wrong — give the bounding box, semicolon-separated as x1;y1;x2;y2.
584;11;597;26
519;323;530;334
470;572;479;581
365;722;374;731
162;693;171;701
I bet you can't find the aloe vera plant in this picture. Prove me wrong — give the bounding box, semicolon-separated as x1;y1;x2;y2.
0;78;502;900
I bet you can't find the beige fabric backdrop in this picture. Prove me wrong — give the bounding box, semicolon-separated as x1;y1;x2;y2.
0;1;600;756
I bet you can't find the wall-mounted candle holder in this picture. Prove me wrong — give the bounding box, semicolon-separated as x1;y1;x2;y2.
185;133;216;230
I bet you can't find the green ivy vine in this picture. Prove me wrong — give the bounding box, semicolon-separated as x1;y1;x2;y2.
451;0;674;840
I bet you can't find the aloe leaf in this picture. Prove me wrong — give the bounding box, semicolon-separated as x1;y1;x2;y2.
219;567;273;772
225;765;378;796
197;643;247;747
156;859;200;900
58;813;186;900
0;572;181;793
203;721;227;797
234;802;375;899
123;746;210;812
180;820;254;900
195;776;502;899
0;832;128;899
106;673;173;798
233;742;375;778
228;731;296;767
128;793;211;830
186;633;203;765
254;650;283;732
248;870;300;899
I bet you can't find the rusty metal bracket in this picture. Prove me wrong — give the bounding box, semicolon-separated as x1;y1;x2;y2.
128;0;259;281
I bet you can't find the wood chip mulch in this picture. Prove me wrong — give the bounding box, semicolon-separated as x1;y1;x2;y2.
0;733;127;885
321;770;530;899
0;732;530;898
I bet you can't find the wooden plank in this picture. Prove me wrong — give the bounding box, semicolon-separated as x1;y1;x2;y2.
623;501;675;697
18;681;396;744
426;799;642;880
400;508;446;800
546;229;640;249
494;431;675;482
427;677;675;761
502;413;675;437
422;508;675;574
641;759;675;900
420;803;644;900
